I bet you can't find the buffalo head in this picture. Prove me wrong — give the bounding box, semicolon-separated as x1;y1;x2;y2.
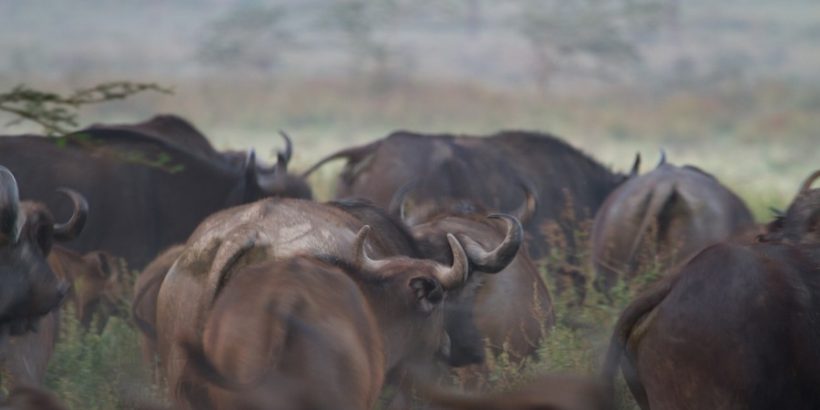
350;225;469;367
254;131;313;200
0;166;87;336
389;182;532;366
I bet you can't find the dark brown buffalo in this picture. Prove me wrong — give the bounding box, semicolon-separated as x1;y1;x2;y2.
390;183;554;368
88;115;311;198
0;166;86;336
0;125;309;268
155;197;490;409
591;158;754;290
0;167;87;390
303;130;631;262
0;248;126;390
133;244;185;368
88;114;233;166
0;247;126;390
600;172;820;409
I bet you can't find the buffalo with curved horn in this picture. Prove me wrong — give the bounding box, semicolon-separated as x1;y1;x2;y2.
0;116;312;269
0;166;89;390
0;166;88;332
154;197;475;409
389;180;554;371
256;131;312;200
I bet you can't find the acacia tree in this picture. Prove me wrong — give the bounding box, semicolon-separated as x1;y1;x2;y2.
0;82;170;136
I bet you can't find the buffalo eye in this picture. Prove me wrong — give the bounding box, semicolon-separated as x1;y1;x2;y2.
409;277;443;314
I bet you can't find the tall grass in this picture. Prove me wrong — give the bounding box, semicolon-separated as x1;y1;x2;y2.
44;300;161;409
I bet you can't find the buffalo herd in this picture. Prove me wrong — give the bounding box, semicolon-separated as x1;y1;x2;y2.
0;113;816;409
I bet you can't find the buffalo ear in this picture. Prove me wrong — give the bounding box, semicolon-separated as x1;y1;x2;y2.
85;252;114;280
26;210;55;255
409;277;444;315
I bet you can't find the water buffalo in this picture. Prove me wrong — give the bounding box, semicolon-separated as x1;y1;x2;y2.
179;247;462;410
303;130;632;262
0;167;88;390
47;247;127;330
391;184;554;369
156;197;494;409
600;172;820;409
0;126;309;268
0;166;86;336
591;157;754;290
136;200;419;375
87;114;235;167
88;115;312;199
0;247;125;390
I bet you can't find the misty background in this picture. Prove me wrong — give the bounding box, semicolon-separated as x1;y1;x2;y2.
1;0;818;214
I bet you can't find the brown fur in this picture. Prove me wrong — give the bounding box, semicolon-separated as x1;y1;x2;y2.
603;241;820;409
0;121;310;269
1;247;122;389
591;162;754;290
133;245;185;369
413;212;555;370
0;312;59;390
156;198;462;409
305;130;627;263
182;257;384;410
48;247;127;330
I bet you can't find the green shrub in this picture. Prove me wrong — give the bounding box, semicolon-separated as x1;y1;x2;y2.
45;305;161;409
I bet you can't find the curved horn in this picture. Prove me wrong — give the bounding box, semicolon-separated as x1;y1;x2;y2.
243;149;262;191
460;214;523;274
275;130;293;173
354;225;388;273
53;188;89;241
657;149;667;168
798;170;820;196
245;149;257;174
388;180;418;222
434;234;469;290
511;180;537;224
630;152;641;177
0;166;22;243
